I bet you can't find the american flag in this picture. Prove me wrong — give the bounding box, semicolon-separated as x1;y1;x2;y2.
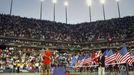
105;49;116;64
115;52;122;63
91;51;100;65
119;47;130;63
74;55;85;67
104;50;109;64
74;60;81;68
128;53;134;66
70;56;77;67
83;57;92;65
78;58;87;67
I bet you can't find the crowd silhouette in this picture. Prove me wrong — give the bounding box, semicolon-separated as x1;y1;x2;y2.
0;14;134;43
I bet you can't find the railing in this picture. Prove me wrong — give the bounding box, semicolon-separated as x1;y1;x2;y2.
0;35;134;50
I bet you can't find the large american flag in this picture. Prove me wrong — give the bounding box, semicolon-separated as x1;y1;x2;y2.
105;50;116;64
83;57;92;65
91;51;100;65
119;47;130;63
74;55;84;67
115;52;122;63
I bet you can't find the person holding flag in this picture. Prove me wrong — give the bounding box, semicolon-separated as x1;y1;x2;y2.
91;51;99;65
70;54;77;68
42;48;52;75
98;50;105;75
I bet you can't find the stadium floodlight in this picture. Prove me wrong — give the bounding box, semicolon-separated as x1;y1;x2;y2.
64;1;69;24
86;0;92;22
40;0;44;2
115;0;121;18
53;0;57;4
115;0;120;2
10;0;14;15
52;0;57;22
40;0;44;19
87;0;92;7
64;1;69;7
100;0;106;4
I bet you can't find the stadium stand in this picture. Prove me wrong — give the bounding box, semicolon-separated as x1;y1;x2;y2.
0;14;134;73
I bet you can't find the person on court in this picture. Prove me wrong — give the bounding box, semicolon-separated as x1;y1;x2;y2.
42;48;52;75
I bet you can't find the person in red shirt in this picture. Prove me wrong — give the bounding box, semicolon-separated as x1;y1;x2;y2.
42;48;52;75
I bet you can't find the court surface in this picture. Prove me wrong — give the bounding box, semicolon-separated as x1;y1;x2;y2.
0;73;78;75
0;72;134;75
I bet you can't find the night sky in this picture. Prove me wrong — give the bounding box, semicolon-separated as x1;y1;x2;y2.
0;0;134;24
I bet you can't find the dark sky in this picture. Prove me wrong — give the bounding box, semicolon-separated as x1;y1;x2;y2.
0;0;134;24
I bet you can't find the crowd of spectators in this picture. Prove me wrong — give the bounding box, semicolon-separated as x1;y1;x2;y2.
0;47;99;72
1;48;134;73
0;48;72;72
0;48;42;72
0;14;134;43
0;48;99;73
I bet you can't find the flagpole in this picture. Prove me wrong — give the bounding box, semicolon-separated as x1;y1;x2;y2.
126;61;129;75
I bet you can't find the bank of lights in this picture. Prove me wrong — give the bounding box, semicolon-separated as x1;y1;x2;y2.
100;0;106;4
116;0;120;2
53;0;57;4
87;0;92;7
40;0;44;2
64;1;68;6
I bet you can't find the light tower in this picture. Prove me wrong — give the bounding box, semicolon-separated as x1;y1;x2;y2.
100;0;106;20
53;0;57;21
40;0;44;20
10;0;14;15
115;0;121;18
87;0;92;22
64;0;68;24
